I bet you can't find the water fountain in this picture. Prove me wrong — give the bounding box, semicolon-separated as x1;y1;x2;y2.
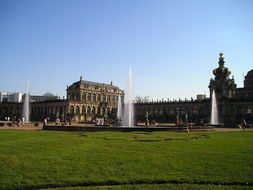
22;79;30;123
122;66;134;126
117;95;122;124
210;90;219;125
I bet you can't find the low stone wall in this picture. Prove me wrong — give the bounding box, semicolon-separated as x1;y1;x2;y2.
43;125;214;132
0;121;43;128
0;121;12;127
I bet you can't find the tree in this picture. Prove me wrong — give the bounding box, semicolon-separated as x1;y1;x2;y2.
135;96;150;103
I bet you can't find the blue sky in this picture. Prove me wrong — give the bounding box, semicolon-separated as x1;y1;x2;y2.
1;0;253;100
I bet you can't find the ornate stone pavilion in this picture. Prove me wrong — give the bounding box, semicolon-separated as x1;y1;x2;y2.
65;77;124;122
0;77;124;122
135;53;253;125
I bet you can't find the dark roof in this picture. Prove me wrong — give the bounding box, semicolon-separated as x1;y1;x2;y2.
70;80;122;90
245;69;253;78
32;99;67;104
244;69;253;89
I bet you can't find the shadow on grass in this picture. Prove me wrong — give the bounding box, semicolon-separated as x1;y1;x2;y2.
79;133;210;143
8;178;253;190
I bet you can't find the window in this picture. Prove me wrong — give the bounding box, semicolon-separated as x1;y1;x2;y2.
88;93;91;101
70;106;74;114
82;93;86;100
76;106;80;114
82;106;86;114
92;107;96;114
93;94;96;101
87;107;91;115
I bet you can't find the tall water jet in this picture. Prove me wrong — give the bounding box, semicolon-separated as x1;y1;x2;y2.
123;67;134;126
210;90;219;125
117;95;122;122
22;79;30;123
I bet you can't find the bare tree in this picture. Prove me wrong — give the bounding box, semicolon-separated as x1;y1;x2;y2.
135;96;150;103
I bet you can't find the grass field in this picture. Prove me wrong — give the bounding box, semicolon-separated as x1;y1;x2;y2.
0;130;252;190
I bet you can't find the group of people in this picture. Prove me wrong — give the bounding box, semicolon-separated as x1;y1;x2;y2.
95;118;110;126
43;117;72;126
6;116;25;127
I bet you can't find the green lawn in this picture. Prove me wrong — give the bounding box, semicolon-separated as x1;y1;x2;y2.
0;130;252;190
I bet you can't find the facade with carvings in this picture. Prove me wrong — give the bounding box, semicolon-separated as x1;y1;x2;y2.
66;77;124;122
135;53;253;125
0;77;124;123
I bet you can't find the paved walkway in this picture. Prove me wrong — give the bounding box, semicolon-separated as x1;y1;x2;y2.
0;123;43;130
214;127;253;132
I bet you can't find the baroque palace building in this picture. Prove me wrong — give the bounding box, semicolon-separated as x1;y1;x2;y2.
0;53;252;125
65;77;124;122
135;53;253;125
0;77;124;123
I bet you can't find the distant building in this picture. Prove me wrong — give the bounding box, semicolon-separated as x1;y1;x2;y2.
24;92;59;102
0;92;23;103
0;91;59;103
196;94;206;101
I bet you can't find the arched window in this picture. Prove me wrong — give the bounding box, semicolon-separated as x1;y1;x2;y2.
82;106;86;114
92;107;96;114
98;107;101;115
76;106;80;114
87;107;91;115
70;106;74;114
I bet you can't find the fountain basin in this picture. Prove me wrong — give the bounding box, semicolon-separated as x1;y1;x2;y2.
43;125;214;132
207;124;224;127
